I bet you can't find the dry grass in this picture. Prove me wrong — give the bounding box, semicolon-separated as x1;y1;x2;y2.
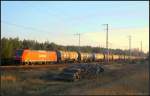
1;76;17;82
1;61;149;96
65;61;149;95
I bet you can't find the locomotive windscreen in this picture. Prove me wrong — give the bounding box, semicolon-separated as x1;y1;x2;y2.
16;50;23;57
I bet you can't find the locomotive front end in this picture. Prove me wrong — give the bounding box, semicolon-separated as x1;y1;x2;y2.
14;49;24;64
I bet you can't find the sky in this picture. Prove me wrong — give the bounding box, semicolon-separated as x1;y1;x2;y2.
1;1;149;53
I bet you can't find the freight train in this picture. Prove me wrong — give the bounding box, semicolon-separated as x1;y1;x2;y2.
14;49;146;65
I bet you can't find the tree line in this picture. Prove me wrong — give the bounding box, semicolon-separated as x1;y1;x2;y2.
1;37;147;65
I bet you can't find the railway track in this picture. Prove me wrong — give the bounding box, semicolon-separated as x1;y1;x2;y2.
0;62;106;71
0;64;70;70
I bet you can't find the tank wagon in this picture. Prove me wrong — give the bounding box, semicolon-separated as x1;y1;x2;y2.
93;53;104;62
112;54;120;61
119;55;125;61
125;55;129;60
57;51;78;63
14;49;145;65
104;54;113;61
78;52;93;62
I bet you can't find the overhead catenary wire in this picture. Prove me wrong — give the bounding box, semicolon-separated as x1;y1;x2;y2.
1;20;57;43
2;20;145;54
1;20;51;33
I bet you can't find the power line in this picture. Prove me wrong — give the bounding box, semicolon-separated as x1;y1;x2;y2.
1;20;50;33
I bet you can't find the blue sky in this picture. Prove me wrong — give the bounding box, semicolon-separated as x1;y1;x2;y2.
1;1;149;52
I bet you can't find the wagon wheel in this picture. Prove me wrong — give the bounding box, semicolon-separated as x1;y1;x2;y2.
25;58;30;65
25;62;29;65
